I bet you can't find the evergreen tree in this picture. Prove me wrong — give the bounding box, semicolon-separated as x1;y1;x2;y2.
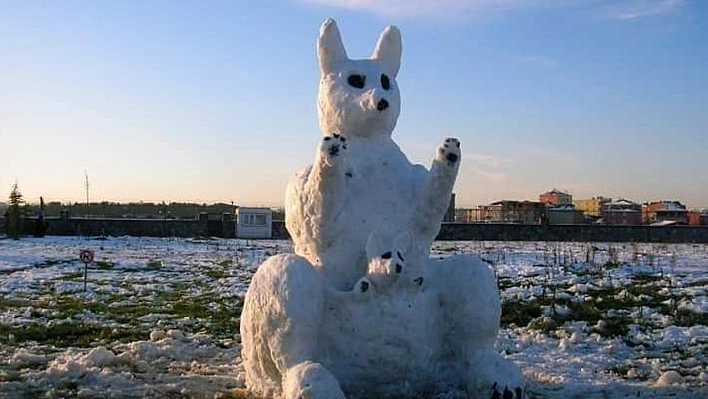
7;182;26;239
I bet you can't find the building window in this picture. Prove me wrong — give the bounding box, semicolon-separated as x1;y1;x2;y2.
243;214;267;226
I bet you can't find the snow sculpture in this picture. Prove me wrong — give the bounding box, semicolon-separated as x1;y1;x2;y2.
240;19;524;399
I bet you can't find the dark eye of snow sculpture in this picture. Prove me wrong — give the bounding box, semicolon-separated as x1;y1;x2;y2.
347;74;366;89
380;73;391;90
239;18;526;399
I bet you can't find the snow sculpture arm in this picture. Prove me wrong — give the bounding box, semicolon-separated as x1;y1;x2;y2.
286;134;349;264
413;138;461;243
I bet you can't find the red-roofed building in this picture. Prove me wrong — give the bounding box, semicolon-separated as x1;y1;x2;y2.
539;189;572;206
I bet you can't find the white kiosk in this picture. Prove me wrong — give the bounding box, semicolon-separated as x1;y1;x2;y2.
235;207;272;239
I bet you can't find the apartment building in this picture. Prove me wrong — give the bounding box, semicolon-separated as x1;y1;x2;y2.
643;200;688;225
573;196;612;218
602;199;642;225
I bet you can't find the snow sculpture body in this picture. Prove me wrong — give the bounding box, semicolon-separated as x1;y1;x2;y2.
240;19;524;399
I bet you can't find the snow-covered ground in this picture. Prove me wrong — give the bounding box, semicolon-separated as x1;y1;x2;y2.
1;236;706;398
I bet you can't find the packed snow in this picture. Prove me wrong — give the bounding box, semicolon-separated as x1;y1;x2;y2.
0;236;706;398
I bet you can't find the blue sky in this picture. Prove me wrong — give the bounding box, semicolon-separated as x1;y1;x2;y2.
2;0;706;208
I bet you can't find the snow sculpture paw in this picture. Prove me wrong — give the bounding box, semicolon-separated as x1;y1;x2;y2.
354;276;373;294
436;137;461;166
468;350;526;399
284;361;345;399
319;133;347;166
490;382;524;399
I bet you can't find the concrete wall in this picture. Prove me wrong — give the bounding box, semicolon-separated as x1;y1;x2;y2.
272;221;708;243
4;217;708;243
12;217;236;238
435;223;708;243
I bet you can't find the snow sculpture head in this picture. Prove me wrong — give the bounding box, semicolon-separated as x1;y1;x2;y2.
354;230;411;294
317;19;402;138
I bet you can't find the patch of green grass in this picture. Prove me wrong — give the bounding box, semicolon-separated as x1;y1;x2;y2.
591;314;631;338
146;260;163;269
501;300;543;327
109;303;157;323
625;284;667;304
564;300;603;325
57;379;79;391
607;364;649;380
36;259;75;268
0;370;23;383
633;272;664;284
60;271;84;281
684;279;708;288
2;281;245;347
498;278;520;291
37;296;106;319
499;276;685;338
94;260;115;270
149;288;243;338
602;261;622;269
205;269;230;279
0;321;144;347
666;308;708;327
528;316;560;333
171;296;241;338
0;297;31;310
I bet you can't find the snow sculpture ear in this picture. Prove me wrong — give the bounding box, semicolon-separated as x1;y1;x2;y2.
318;18;348;76
372;25;402;77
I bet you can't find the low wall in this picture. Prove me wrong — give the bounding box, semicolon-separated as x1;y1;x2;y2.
272;221;708;243
436;223;708;243
14;217;236;238
4;218;708;243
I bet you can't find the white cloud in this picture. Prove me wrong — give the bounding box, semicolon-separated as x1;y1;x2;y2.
520;55;559;69
606;0;685;20
302;0;687;21
302;0;551;20
466;152;505;169
475;170;508;182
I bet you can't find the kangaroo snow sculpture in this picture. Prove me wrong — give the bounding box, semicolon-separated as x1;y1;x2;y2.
240;19;524;399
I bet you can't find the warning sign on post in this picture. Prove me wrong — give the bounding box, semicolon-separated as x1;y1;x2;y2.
80;249;94;264
79;249;94;292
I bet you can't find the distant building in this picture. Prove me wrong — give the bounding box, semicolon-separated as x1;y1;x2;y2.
687;210;708;226
478;204;503;223
473;200;545;224
455;208;471;223
547;205;584;225
602;199;642;225
574;196;611;218
457;205;502;223
643;200;688;225
539;189;572;206
236;207;273;238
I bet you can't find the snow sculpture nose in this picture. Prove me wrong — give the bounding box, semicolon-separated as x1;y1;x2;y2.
377;98;389;111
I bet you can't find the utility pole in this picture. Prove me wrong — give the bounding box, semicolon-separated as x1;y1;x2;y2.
85;172;90;219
